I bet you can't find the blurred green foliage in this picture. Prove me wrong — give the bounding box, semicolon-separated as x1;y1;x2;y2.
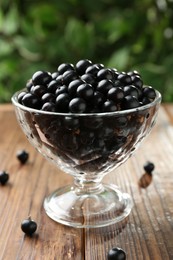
0;0;173;102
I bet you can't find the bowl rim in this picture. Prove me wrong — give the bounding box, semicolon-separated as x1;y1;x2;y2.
11;88;162;117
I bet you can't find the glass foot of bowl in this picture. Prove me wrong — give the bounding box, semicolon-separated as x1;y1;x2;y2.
44;183;133;228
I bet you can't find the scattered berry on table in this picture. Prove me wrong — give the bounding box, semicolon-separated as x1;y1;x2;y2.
143;161;155;175
21;217;37;236
0;171;9;185
17;150;29;164
108;247;126;260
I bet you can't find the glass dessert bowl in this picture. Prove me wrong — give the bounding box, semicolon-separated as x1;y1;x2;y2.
12;89;161;228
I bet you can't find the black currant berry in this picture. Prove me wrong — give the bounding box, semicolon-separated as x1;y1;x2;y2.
107;87;124;102
108;247;126;260
55;85;68;96
68;79;85;97
42;102;57;112
57;63;74;74
97;68;113;81
143;86;156;100
93;91;106;107
86;64;100;75
21;217;37;236
51;71;59;79
56;93;70;112
96;63;104;69
143;161;155;174
127;70;140;77
47;80;60;93
32;71;52;86
102;100;117;112
117;73;132;85
141;97;151;105
131;75;143;88
114;80;124;88
22;93;41;109
56;74;63;85
41;93;56;104
17;150;29;164
31;85;47;97
110;69;120;81
0;171;9;185
97;79;114;94
80;73;95;86
18;91;27;104
63;70;78;85
76;83;94;100
124;85;139;99
122;95;140;109
75;59;92;75
26;80;33;92
69;98;87;113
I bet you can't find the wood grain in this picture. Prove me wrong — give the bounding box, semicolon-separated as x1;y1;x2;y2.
0;105;173;260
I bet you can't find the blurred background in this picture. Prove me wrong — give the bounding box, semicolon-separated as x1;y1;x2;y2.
0;0;173;103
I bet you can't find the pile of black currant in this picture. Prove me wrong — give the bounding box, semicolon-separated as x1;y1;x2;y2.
17;59;156;113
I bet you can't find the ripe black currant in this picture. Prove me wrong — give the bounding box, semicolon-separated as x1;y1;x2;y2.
0;171;9;185
21;93;41;109
42;102;57;112
63;70;78;85
122;95;140;109
68;79;84;97
76;83;94;100
41;93;56;104
107;87;124;102
69;97;87;113
102;100;117;112
31;85;47;97
143;86;156;100
56;93;70;112
124;85;139;99
57;63;74;74
97;79;114;94
117;73;132;85
75;59;92;75
21;217;37;236
108;247;126;260
97;68;113;81
32;71;52;86
80;73;95;86
86;64;100;75
17;150;29;164
143;161;155;174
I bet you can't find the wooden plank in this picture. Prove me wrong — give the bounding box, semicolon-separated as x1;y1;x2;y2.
0;104;173;260
85;106;173;260
0;107;83;260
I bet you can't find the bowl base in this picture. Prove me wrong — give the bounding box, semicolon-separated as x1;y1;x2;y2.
43;184;133;228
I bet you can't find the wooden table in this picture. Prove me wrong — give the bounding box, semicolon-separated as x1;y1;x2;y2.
0;104;173;260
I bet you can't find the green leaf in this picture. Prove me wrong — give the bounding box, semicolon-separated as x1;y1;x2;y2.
13;36;42;61
64;18;95;57
0;9;4;31
2;6;19;35
0;39;14;56
107;48;130;70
